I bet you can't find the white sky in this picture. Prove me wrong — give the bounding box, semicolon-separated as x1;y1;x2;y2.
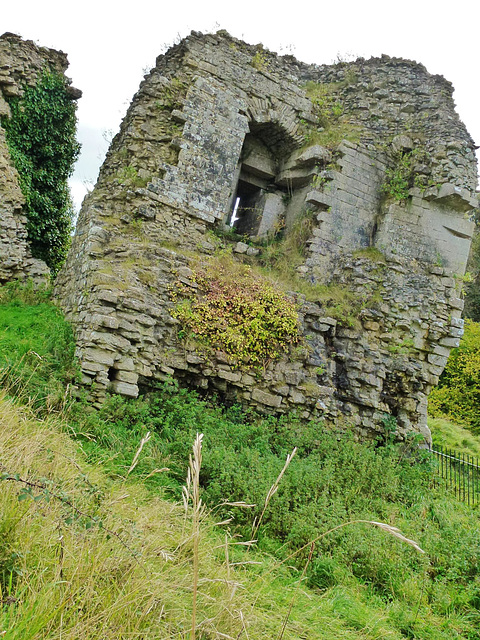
3;0;480;211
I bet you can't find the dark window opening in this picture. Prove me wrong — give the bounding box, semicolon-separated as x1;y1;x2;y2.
230;179;265;236
107;366;118;382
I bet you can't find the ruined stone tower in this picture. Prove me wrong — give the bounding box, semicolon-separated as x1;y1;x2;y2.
55;31;478;443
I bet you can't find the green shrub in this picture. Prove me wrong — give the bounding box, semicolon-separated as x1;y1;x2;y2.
1;71;80;273
429;320;480;431
172;255;300;369
3;290;480;638
464;232;480;321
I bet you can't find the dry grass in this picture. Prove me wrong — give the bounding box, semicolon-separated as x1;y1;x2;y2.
0;394;251;639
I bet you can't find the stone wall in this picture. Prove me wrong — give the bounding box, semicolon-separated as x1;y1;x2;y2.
55;31;479;443
0;32;80;284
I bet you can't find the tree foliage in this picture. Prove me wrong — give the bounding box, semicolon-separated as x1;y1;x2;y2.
428;320;480;430
2;71;80;273
464;231;480;321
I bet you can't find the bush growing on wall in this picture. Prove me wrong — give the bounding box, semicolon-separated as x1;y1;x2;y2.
2;71;80;273
172;255;300;369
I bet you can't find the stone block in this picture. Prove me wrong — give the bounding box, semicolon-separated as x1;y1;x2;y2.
110;380;139;397
306;190;332;209
363;320;380;331
439;337;460;348
217;369;242;383
84;348;114;367
275;385;290;396
252;389;282;408
233;242;248;254
95;314;119;330
449;297;464;310
115;370;139;384
289;390;306;403
285;370;304;386
186;353;204;364
82;361;105;373
450;317;465;329
97;290;118;305
432;344;452;357
434;183;478;212
427;354;448;367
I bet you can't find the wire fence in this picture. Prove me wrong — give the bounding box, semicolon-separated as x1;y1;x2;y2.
430;445;480;506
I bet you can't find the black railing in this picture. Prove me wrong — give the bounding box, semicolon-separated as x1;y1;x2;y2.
430;445;480;506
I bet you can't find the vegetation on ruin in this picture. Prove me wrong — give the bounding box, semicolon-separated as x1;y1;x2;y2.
1;71;80;273
115;164;150;188
250;48;269;71
301;81;361;149
171;254;300;369
210;214;378;329
155;76;188;112
305;81;344;127
250;214;384;328
2;284;480;639
255;208;315;279
352;246;387;262
382;147;431;202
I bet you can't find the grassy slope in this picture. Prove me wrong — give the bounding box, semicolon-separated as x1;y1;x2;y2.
429;416;480;458
2;285;480;639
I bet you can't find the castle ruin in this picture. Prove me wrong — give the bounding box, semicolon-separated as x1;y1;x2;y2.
16;30;477;443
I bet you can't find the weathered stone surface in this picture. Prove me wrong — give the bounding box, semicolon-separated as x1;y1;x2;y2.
54;31;479;445
252;389;283;408
110;380;139;397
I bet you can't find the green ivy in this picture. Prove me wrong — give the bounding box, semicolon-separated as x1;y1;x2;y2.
1;71;80;274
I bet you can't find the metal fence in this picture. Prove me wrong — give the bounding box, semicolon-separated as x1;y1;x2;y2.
430;445;480;506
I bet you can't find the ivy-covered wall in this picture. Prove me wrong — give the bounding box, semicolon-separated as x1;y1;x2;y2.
0;32;81;282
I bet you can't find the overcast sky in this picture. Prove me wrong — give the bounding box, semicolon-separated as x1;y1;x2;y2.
3;0;480;211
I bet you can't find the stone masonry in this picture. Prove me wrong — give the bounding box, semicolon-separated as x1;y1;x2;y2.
0;32;80;284
55;31;479;443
